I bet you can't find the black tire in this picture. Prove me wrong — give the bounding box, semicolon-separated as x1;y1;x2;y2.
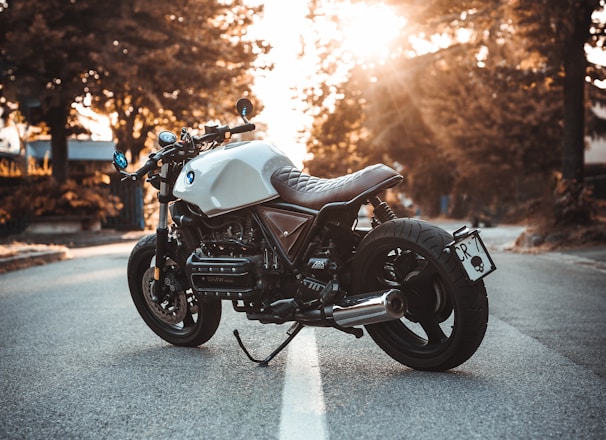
127;234;222;347
352;219;488;371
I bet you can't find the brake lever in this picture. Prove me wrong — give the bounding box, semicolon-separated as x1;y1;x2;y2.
119;170;136;181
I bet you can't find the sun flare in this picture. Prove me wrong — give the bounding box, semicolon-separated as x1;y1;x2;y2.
248;0;408;167
337;2;407;63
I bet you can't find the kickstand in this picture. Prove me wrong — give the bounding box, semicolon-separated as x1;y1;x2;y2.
233;322;305;367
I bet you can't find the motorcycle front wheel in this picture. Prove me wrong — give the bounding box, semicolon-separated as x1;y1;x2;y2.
353;218;488;371
127;234;222;347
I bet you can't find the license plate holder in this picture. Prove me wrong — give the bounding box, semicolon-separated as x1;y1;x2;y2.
449;228;496;282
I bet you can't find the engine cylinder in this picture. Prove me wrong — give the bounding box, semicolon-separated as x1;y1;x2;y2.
186;254;255;299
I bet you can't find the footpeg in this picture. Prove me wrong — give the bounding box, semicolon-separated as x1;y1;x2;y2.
270;299;298;319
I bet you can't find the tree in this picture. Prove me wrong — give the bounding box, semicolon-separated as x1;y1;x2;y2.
303;0;606;224
361;50;457;217
375;10;564;218
398;0;606;223
1;1;110;182
304;65;374;177
516;0;604;180
84;0;266;162
0;0;267;181
514;0;605;224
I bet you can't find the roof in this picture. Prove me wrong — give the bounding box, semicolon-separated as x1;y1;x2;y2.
26;139;116;161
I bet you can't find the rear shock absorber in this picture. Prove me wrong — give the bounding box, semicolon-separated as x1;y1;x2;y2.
370;196;397;223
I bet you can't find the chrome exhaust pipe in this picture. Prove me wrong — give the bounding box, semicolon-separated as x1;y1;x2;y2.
331;289;406;327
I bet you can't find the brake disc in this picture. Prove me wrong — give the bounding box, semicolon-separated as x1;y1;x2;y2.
142;267;188;324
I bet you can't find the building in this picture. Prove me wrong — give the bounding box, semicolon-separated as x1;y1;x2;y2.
26;139;116;176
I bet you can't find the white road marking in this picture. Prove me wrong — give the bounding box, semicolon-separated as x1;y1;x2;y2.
279;327;328;440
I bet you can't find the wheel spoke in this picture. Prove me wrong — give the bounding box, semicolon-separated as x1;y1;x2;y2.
400;259;448;344
391;250;418;280
418;314;448;344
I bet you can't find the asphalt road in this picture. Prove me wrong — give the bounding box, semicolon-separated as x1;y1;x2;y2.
0;227;605;439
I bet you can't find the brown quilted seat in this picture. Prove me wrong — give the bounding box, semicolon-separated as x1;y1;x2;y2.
270;164;403;210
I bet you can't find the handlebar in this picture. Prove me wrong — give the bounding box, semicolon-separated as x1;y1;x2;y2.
122;121;256;181
132;156;160;180
229;123;256;135
192;122;255;143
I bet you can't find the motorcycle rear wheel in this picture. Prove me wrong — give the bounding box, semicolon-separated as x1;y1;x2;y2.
127;234;222;347
353;219;488;371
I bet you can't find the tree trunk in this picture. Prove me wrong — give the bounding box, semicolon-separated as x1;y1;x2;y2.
48;103;70;183
561;5;593;182
554;3;597;226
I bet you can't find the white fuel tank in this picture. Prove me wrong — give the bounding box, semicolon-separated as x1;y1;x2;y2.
173;140;295;217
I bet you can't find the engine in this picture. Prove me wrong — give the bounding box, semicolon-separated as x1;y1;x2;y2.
187;255;256;298
181;210;335;303
182;213;264;299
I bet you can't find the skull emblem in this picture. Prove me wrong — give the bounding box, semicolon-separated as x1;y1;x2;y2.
471;255;484;273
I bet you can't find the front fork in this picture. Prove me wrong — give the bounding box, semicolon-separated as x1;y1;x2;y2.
152;162;171;303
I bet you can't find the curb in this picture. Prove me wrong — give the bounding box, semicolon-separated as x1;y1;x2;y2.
542;251;606;274
0;230;149;274
0;246;70;274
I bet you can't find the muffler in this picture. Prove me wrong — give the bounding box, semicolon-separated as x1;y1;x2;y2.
331;289;406;327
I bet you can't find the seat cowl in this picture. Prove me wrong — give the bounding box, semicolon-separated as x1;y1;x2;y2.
270;164;403;210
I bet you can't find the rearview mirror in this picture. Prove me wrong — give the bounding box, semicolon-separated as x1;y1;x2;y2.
236;98;253;119
113;150;128;171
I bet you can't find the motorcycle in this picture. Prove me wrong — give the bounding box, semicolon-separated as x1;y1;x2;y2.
112;98;496;370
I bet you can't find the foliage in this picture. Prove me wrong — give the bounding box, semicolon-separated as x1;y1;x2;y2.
0;0;112;182
0;0;267;180
409;56;562;218
0;157;22;177
303;0;606;224
83;0;267;162
552;173;595;226
304;65;373;177
415;0;605;221
2;176;123;223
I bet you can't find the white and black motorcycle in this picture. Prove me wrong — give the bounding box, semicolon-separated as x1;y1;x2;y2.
112;98;496;370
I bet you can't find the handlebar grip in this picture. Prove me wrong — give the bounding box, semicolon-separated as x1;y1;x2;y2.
190;122;255;145
229;123;256;135
133;157;158;179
